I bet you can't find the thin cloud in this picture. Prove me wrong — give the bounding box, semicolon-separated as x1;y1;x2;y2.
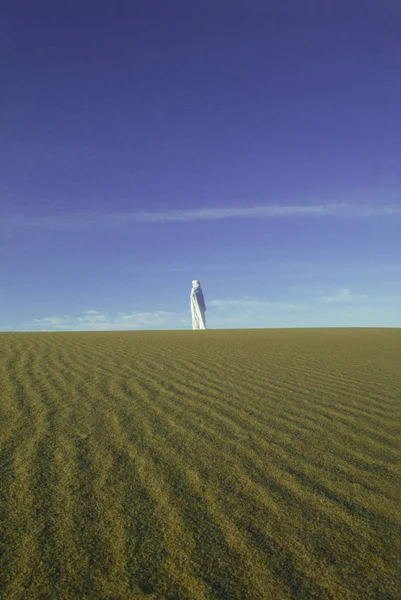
32;309;174;331
313;288;369;304
209;298;308;311
118;204;340;222
30;300;308;332
18;291;401;332
5;203;401;230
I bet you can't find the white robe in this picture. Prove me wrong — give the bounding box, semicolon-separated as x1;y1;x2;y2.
190;281;206;330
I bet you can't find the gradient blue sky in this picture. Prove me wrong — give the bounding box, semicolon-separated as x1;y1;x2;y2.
1;0;400;331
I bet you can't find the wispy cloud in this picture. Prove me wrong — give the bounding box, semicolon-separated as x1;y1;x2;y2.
30;299;308;332
19;286;401;332
207;291;401;328
312;288;369;304
209;298;307;311
5;202;401;230
32;309;175;331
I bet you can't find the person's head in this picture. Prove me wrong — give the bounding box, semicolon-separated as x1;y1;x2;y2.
192;280;200;287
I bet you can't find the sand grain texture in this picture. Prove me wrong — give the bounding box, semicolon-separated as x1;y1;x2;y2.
0;329;400;599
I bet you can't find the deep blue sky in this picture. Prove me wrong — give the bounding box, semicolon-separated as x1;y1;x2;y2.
1;0;400;330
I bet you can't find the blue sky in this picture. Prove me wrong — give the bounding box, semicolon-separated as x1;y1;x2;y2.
1;0;400;331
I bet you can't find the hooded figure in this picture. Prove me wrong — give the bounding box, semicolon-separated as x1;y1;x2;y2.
190;280;207;330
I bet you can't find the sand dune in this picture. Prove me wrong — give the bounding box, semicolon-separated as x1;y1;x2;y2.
0;329;400;599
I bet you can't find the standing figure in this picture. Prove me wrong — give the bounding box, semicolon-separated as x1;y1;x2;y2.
190;280;207;330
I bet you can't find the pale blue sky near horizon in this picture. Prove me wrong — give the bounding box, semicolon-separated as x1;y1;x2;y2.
1;0;400;331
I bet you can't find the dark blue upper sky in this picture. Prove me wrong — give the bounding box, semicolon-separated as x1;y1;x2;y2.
1;0;400;330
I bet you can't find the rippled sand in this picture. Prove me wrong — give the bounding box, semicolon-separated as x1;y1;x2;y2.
0;329;399;599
